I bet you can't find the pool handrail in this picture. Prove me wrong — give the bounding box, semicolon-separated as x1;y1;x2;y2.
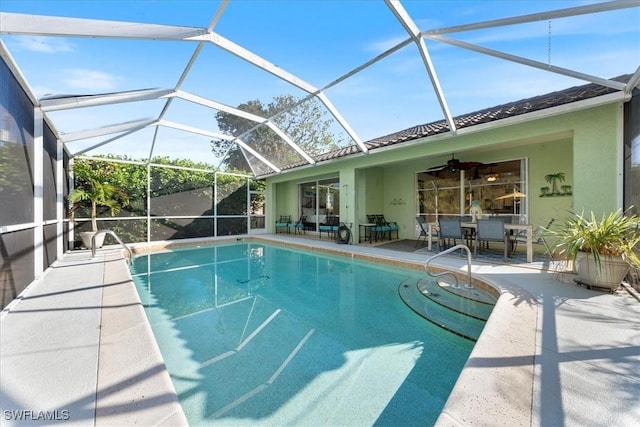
91;229;132;265
424;244;473;289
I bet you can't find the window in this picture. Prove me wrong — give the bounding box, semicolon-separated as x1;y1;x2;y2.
417;159;526;224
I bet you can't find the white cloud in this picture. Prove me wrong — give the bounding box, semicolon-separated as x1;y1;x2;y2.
15;36;74;53
63;69;121;91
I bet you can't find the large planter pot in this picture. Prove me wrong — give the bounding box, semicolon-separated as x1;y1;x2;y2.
575;251;630;290
79;231;105;249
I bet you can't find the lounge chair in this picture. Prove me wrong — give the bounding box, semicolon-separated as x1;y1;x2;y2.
275;215;291;234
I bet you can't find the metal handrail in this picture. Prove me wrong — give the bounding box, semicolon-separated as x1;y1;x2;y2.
424;244;473;289
91;229;133;265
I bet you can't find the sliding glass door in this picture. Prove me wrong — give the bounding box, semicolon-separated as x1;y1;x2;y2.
299;178;340;231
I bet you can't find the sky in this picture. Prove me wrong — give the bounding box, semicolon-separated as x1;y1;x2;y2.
1;0;639;168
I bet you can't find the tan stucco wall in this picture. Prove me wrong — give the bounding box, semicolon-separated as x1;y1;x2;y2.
266;102;624;237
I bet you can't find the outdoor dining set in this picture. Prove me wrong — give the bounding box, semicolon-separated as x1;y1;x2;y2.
416;216;549;263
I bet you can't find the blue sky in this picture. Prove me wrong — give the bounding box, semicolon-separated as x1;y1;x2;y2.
1;1;639;165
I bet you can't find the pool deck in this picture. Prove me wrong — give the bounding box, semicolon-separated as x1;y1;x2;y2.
1;235;639;426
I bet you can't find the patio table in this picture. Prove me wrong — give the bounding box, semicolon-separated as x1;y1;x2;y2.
462;222;534;263
359;223;377;243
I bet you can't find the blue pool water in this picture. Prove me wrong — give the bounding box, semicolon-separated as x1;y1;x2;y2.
131;242;476;426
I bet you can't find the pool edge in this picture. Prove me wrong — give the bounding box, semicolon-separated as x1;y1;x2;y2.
96;250;189;426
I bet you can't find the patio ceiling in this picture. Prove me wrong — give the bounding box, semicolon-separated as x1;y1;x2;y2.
1;0;639;177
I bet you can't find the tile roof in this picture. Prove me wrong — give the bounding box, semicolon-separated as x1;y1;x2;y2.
279;74;632;172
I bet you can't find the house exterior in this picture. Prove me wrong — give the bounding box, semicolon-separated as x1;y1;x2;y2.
264;75;640;244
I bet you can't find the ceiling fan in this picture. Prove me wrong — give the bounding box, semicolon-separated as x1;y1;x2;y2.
425;154;487;174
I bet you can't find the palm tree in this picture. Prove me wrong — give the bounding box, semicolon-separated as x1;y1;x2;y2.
544;172;565;195
69;161;129;233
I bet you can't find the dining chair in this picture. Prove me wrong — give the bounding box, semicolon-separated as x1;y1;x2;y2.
474;218;508;257
438;218;465;250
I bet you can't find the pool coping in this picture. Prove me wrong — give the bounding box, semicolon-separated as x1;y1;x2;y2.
95;250;189;426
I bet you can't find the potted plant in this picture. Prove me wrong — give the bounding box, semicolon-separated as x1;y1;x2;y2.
69;161;129;249
548;209;640;290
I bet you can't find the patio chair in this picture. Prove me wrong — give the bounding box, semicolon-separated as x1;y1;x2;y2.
375;214;399;240
510;218;555;257
319;215;340;239
415;216;434;248
438;218;465;250
474;218;508;257
275;215;291;234
293;215;306;234
367;215;391;242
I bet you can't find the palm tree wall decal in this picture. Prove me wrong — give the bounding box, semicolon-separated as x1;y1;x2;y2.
544;172;565;195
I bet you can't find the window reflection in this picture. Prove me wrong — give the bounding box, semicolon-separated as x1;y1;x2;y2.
417;159;525;223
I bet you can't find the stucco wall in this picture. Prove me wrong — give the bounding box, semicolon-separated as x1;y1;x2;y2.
572;104;623;215
270;181;299;227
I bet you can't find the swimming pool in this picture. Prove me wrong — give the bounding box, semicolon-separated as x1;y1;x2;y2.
131;241;477;426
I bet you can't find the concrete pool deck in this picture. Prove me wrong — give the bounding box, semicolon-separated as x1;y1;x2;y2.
1;235;639;426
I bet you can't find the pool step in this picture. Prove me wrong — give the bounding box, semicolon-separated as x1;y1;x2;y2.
417;278;495;321
398;278;496;341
